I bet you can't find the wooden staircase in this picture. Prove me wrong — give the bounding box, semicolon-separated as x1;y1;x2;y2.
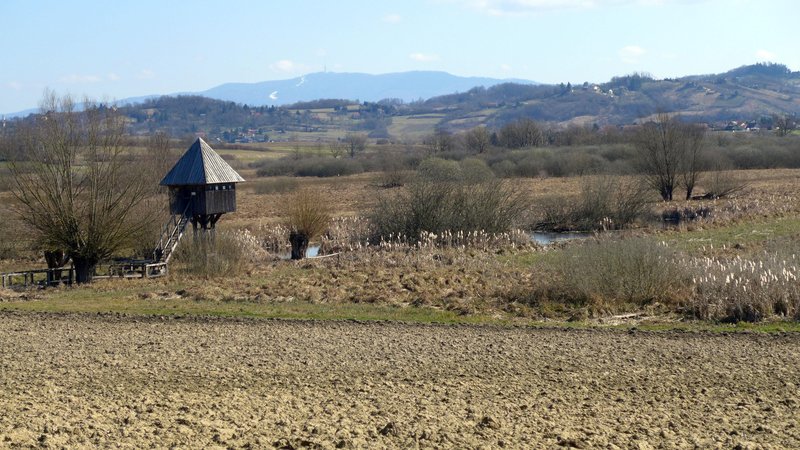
154;204;192;263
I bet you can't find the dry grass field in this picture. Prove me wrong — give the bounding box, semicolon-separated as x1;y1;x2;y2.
3;168;800;322
2;166;800;448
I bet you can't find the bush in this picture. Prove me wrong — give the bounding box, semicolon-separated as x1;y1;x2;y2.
172;230;257;277
490;159;517;178
284;189;332;259
254;156;364;177
377;169;412;188
556;238;689;309
294;158;364;177
252;177;300;195
460;158;495;183
370;160;524;241
535;176;651;231
417;158;462;182
702;169;747;199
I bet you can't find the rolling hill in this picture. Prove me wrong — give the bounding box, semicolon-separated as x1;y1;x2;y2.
6;64;799;140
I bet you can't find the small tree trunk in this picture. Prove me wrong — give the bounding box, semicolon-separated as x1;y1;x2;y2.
72;257;98;284
44;250;68;285
289;231;309;260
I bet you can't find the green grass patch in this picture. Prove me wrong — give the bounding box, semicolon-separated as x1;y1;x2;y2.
658;216;800;255
0;286;499;325
3;293;799;333
622;321;800;333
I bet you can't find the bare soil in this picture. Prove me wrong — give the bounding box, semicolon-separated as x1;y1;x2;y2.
1;312;799;449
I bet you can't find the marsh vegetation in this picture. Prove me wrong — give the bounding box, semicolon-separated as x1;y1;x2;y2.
2;98;800;326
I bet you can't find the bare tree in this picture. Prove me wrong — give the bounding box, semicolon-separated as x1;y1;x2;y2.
289;133;302;159
498;118;542;149
773;114;797;137
423;129;454;155
635;113;705;201
6;92;160;283
145;131;179;183
464;126;491;154
328;140;347;159
342;133;367;158
679;123;706;200
131;131;179;258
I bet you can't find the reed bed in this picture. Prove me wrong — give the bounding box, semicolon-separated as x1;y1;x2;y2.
688;252;800;322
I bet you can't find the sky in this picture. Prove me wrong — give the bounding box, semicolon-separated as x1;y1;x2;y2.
1;0;797;114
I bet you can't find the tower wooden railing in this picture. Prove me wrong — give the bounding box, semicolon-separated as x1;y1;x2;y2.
154;203;192;263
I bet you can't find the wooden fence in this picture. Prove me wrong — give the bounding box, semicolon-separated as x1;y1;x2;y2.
107;261;168;279
1;261;168;289
1;267;75;288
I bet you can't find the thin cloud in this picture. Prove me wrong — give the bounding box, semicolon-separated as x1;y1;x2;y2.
383;13;402;23
107;73;121;81
500;63;513;72
270;59;308;74
409;52;440;62
619;45;646;63
6;81;23;91
60;74;102;83
447;0;698;16
137;69;155;80
755;49;776;61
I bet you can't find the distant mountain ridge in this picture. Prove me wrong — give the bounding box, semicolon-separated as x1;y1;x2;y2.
5;64;798;135
198;71;537;106
2;71;536;117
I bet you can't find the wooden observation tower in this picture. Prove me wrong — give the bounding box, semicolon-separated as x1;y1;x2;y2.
154;138;244;262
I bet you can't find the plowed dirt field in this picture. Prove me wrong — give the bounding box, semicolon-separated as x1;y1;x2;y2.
1;311;798;449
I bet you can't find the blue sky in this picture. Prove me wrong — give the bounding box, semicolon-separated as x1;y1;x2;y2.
2;0;796;113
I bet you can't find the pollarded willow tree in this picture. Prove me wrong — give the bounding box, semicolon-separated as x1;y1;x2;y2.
6;92;162;283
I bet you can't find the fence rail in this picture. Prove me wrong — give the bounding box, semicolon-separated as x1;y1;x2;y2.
1;261;168;289
1;267;75;289
107;261;168;279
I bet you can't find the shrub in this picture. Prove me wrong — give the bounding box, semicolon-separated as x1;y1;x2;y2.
294;158;364;177
490;159;517;178
172;230;256;277
460;158;494;183
370;161;524;241
254;156;364;177
377;169;411;188
661;205;713;224
252;177;300;195
535;176;651;231
417;158;462;182
284;189;332;259
702;169;747;199
556;239;689;309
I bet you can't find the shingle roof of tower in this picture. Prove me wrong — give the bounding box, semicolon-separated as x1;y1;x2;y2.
160;138;245;186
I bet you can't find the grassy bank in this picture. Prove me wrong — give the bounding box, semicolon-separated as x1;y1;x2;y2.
3;282;800;333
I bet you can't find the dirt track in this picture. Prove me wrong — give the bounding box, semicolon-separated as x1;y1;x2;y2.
1;312;799;449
